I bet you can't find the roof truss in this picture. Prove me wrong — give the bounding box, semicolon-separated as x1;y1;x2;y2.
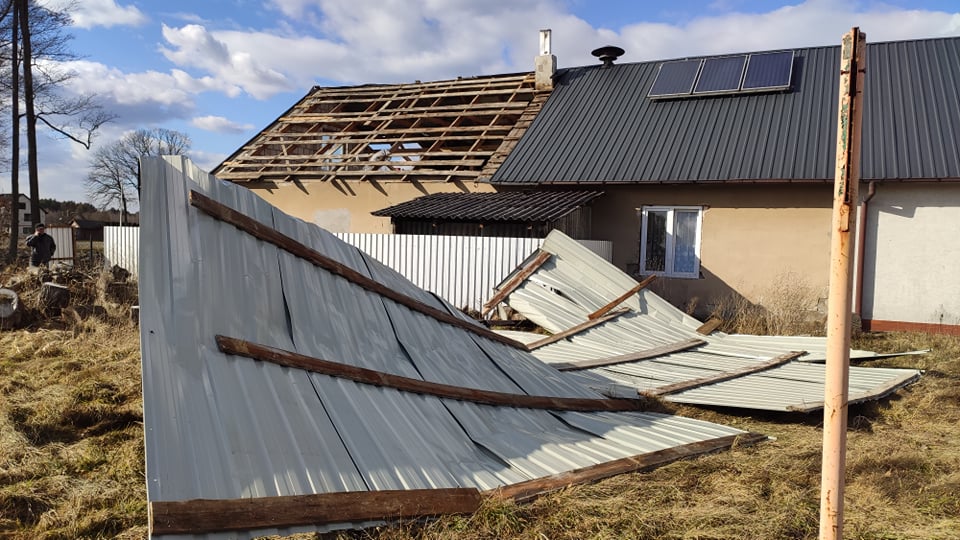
214;73;543;183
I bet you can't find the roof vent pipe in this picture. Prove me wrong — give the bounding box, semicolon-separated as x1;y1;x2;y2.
591;45;625;68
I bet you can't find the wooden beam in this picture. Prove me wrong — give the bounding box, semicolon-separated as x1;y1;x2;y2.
189;191;525;350
552;338;707;371
150;488;482;535
587;275;656;320
525;309;630;351
481;250;552;317
216;335;645;412
696;317;724;335
486;432;768;502
642;351;806;397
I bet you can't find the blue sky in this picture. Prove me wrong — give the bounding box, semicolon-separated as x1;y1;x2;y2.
22;0;960;204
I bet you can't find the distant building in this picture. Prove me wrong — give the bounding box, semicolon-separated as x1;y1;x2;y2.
0;194;48;235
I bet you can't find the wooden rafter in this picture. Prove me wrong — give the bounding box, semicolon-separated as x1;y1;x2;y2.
214;72;543;184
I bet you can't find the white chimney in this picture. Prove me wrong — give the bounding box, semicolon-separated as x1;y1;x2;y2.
535;29;556;91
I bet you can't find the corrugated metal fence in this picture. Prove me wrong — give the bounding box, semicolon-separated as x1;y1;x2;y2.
103;228;611;312
47;226;75;264
336;233;612;312
103;226;139;277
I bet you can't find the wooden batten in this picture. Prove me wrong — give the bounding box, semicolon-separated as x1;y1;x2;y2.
481;250;552;316
643;351;806;397
486;433;768;502
216;335;645;412
150;488;482;535
525;308;630;351
695;317;724;335
553;338;707;371
587;275;656;320
189;191;525;350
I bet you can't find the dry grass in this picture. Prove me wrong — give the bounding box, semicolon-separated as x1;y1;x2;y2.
710;273;827;336
0;265;145;539
1;273;958;538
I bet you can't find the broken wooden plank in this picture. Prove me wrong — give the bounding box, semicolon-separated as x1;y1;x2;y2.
216;335;645;412
788;369;922;413
481;250;552;317
696;317;724;335
525;309;630;351
587;275;656;320
643;351;806;397
486;432;768;503
189;190;525;350
552;338;707;371
150;488;482;535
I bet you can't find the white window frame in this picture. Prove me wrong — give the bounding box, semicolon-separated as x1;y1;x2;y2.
638;205;703;279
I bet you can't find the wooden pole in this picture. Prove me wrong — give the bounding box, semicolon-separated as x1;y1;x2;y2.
819;27;865;540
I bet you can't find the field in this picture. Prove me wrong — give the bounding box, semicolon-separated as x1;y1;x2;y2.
0;306;958;538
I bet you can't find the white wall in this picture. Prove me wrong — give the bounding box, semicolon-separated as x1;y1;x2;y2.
861;183;960;326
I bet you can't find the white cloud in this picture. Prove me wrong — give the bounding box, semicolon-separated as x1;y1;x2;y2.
160;24;294;99
39;0;148;29
191;115;254;134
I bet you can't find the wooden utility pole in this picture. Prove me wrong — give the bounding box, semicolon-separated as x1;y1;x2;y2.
819;27;866;540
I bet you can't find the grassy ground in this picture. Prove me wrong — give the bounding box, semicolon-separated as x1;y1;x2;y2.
0;318;957;538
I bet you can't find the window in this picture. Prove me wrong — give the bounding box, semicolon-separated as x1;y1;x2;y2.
639;206;702;278
18;202;25;210
22;227;32;235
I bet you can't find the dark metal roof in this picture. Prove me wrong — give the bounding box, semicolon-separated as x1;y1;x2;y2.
490;37;960;185
371;191;603;221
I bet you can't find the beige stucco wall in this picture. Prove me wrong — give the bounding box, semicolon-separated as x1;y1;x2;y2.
861;182;960;326
584;184;835;314
241;180;496;233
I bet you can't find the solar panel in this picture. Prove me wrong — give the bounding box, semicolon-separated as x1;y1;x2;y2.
648;59;702;98
693;55;747;94
742;51;794;90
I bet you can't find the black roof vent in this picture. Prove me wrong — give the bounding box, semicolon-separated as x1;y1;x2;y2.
591;45;625;68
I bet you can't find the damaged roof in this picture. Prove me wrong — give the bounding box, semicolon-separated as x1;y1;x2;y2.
213;73;547;184
371;190;603;221
139;157;757;539
489;231;921;413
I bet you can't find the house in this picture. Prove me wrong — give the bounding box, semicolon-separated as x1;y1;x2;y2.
212;71;551;233
487;36;960;334
213;33;960;334
0;193;48;235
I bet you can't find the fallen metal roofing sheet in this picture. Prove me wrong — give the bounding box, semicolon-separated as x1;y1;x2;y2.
139;157;754;539
493;231;921;412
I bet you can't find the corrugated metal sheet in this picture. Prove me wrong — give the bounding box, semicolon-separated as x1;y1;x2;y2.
46;226;74;265
371;191;604;221
103;226;139;277
494;231;921;412
139;157;750;539
335;233;612;312
492;37;960;184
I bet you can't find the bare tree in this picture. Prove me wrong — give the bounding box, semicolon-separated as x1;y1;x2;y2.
86;128;192;221
0;0;113;237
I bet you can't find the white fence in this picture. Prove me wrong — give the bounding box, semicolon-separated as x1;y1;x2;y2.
47;226;74;264
336;233;612;312
103;228;612;312
103;226;139;277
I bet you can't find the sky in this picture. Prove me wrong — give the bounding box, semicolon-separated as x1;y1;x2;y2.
16;0;960;206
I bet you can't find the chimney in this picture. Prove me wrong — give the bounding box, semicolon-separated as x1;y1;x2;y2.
591;45;625;68
535;29;556;91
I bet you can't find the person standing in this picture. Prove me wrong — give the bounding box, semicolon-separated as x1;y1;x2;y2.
25;223;56;269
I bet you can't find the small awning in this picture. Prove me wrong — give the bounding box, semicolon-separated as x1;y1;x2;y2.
372;191;603;222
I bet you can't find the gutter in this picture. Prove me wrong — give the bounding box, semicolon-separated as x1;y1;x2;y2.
854;180;877;316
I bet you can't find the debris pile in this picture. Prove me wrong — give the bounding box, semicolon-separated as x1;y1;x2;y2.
0;263;138;330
